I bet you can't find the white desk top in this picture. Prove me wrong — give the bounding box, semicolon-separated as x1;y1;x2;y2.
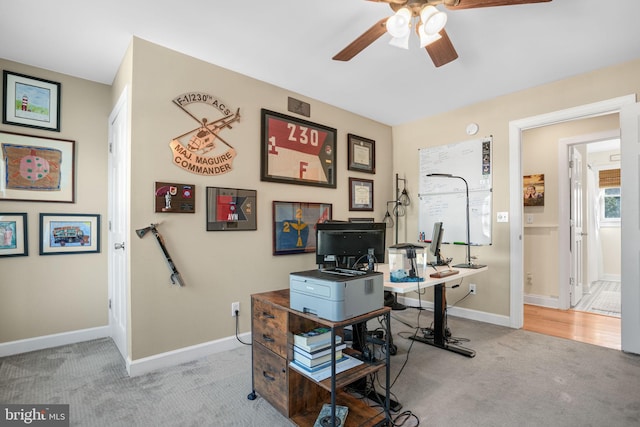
377;263;488;294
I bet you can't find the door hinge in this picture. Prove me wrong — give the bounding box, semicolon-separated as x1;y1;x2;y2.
109;299;112;309
109;142;113;154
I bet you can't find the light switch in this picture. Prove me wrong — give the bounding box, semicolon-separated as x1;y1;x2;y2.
526;214;534;224
497;212;509;223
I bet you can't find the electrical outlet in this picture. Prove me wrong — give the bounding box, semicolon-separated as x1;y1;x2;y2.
469;284;476;295
231;302;240;317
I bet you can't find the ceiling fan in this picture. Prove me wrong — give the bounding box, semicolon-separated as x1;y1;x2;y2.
333;0;552;67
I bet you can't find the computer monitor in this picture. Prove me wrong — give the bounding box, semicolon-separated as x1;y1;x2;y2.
429;222;445;266
316;221;386;269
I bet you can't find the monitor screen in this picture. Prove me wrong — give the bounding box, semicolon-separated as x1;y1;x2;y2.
316;221;386;268
430;222;444;265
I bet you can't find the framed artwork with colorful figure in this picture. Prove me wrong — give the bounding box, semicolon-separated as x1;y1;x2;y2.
0;213;28;257
272;201;332;255
0;131;75;203
39;213;100;255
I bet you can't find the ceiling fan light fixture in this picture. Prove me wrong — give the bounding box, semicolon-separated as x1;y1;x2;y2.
386;7;412;38
389;32;411;49
420;5;447;36
418;26;442;47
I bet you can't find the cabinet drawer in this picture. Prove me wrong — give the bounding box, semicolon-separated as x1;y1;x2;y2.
253;342;288;417
252;297;288;358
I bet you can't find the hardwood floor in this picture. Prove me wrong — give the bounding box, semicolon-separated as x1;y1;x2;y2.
523;304;621;350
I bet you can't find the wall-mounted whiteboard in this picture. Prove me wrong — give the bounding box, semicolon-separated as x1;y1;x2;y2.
418;137;493;245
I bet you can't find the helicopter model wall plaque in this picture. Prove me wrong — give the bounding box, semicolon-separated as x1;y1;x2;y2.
169;92;241;176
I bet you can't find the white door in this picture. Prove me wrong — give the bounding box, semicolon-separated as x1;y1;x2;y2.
620;102;640;355
569;146;584;307
108;89;130;362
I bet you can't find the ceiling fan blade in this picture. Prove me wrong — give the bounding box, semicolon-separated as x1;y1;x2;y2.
446;0;552;10
333;17;389;61
425;29;458;67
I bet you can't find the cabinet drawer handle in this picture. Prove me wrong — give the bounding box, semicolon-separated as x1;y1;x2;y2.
263;371;275;382
262;334;274;342
262;312;275;319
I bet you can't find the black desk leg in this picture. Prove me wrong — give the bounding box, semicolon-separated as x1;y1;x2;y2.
408;283;476;358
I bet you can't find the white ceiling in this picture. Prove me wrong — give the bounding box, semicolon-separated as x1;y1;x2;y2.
1;0;639;126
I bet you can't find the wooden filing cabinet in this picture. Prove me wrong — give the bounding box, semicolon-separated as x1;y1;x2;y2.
248;288;391;426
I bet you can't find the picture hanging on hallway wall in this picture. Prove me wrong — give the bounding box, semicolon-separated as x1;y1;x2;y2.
3;71;61;132
0;131;75;203
39;213;100;255
0;213;28;257
523;174;545;206
272;201;332;255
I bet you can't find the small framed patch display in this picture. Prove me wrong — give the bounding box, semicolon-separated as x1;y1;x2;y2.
155;182;195;213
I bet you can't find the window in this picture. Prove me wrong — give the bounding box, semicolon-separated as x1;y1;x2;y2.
599;168;620;224
603;187;620;219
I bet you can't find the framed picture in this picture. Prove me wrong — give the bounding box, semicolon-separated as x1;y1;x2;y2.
348;217;374;223
0;131;75;203
3;71;61;132
206;187;257;231
349;177;374;211
260;109;337;188
0;213;28;257
155;182;195;213
39;213;100;255
272;201;332;255
347;133;375;174
523;174;545;206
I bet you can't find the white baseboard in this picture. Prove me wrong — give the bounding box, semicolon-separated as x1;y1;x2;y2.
397;295;511;327
523;294;559;309
601;274;621;282
0;326;110;357
127;332;251;377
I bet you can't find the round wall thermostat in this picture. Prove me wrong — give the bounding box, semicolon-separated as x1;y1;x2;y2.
466;122;479;135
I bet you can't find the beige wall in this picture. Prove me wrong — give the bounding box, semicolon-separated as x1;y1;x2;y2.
124;38;394;359
392;58;640;316
0;59;111;342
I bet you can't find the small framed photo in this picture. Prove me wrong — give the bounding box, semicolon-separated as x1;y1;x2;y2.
0;131;75;203
347;134;375;174
39;213;100;255
3;71;61;132
206;187;257;231
0;213;28;257
261;109;337;188
349;177;374;211
272;201;332;255
523;174;545;206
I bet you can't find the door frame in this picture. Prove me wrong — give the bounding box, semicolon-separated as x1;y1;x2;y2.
508;94;636;329
558;130;620;309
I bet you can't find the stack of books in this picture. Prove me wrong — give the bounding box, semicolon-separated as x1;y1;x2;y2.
290;327;362;382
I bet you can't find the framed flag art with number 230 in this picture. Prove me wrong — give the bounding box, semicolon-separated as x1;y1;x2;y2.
260;109;337;188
